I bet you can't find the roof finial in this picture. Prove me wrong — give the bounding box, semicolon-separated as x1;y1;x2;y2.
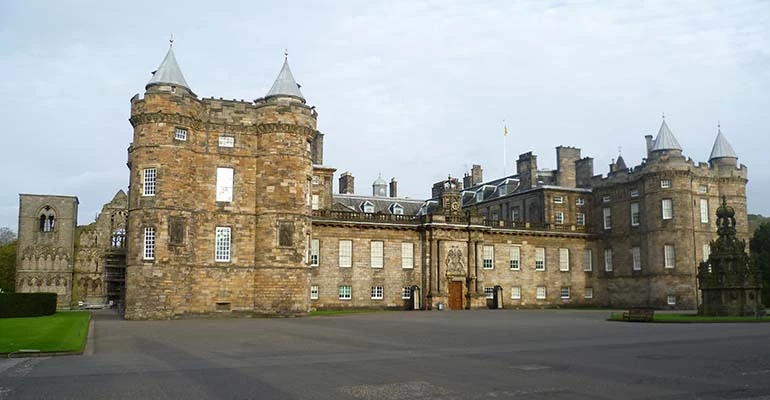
662;112;665;120
718;120;721;130
618;146;622;156
169;33;174;48
284;49;288;60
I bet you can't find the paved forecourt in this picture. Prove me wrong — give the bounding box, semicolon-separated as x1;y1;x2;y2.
2;310;770;399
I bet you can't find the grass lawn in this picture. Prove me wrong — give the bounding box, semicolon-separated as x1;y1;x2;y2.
608;312;770;323
0;311;91;354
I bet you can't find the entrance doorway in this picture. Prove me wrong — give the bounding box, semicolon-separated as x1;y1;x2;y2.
448;281;463;310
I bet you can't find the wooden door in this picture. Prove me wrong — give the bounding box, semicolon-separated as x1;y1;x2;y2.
448;281;463;310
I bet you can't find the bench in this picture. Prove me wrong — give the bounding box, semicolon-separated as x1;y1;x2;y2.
622;307;655;322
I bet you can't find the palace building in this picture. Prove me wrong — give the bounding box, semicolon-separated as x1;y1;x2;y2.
15;45;749;319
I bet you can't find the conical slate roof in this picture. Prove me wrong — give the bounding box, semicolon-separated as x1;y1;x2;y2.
615;155;627;170
266;57;304;100
146;46;191;91
709;129;738;160
651;120;682;151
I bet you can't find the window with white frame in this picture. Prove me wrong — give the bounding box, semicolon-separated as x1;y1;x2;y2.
700;199;709;223
576;197;585;206
509;247;520;270
667;295;676;305
511;208;520;221
603;207;612;230
392;204;404;215
305;181;311;206
482;245;494;269
632;246;641;271
499;186;507;196
484;287;495;299
311;195;319;210
476;191;483;202
371;286;384;300
559;248;569;271
664;244;676;268
602;195;611;203
218;136;234;147
401;242;414;268
554;196;564;204
631;202;640;226
584;249;593;272
535;247;545;271
662;199;673;220
339;240;352;267
604;248;613;272
555;212;564;225
536;286;546;299
630;189;639;197
576;212;585;226
312;175;320;185
511;287;521;299
560;287;570;299
699;184;708;193
310;285;319;300
585;287;594;299
143;168;157;196
339;285;352;300
310;239;319;266
174;127;188;141
370;241;384;268
215;227;231;262
143;227;155;260
362;201;374;213
216;167;234;202
402;286;412;299
661;179;672;188
702;243;711;262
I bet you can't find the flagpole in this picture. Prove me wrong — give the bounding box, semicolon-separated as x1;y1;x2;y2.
503;120;507;177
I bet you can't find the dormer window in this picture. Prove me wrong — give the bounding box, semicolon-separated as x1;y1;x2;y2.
499;186;507;196
391;203;404;215
476;191;483;202
554;196;564;204
174;128;188;141
361;201;375;213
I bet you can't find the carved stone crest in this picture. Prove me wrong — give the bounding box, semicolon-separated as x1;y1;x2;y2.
445;245;465;274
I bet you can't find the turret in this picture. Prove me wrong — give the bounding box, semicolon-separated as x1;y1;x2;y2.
145;40;195;97
708;125;738;169
649;117;684;159
264;52;305;104
372;174;387;197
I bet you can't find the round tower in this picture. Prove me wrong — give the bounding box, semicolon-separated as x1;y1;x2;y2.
125;42;202;319
251;54;316;314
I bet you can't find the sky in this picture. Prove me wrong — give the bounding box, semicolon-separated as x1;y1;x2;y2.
1;0;769;230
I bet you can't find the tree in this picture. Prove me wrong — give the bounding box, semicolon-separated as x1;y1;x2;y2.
0;241;15;293
750;222;770;306
0;227;15;245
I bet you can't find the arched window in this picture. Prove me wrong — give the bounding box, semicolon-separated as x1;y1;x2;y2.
39;206;56;232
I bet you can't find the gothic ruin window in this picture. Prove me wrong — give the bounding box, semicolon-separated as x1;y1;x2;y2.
39;206;56;232
111;228;126;248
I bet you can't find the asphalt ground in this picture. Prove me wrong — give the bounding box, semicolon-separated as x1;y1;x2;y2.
2;309;770;399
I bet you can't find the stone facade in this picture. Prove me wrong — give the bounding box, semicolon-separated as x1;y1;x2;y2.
16;46;749;317
16;195;79;308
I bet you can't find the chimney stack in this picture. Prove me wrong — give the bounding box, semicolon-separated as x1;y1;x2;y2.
339;172;355;194
471;164;483;186
389;178;398;198
645;135;653;159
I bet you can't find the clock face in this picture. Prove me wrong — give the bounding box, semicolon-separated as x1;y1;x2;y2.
451;201;459;211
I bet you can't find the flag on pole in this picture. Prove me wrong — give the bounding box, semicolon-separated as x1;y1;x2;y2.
504;125;508;136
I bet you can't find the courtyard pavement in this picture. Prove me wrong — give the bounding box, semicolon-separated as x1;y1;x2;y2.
2;309;770;399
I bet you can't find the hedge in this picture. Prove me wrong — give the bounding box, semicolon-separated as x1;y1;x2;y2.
0;292;57;318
